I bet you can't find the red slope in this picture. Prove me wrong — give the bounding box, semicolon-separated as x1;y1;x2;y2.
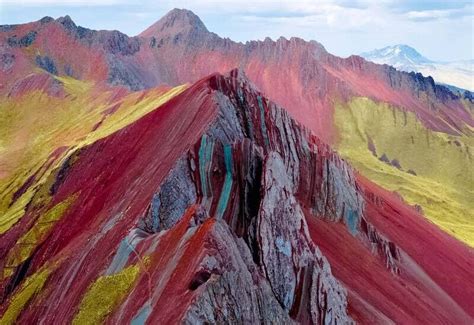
358;174;474;315
305;175;474;323
106;206;220;324
4;75;218;323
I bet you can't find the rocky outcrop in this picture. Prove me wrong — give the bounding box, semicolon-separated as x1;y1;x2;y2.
121;70;367;323
360;217;400;274
35;55;57;75
138;157;197;233
182;219;294;324
257;152;351;323
7;31;37;48
137;71;357;323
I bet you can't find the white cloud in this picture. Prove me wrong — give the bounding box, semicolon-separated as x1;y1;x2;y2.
232;1;387;31
406;6;473;21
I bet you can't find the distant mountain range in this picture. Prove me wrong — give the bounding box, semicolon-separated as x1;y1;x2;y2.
361;45;473;91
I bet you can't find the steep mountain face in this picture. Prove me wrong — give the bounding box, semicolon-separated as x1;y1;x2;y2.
1;8;472;245
0;70;472;324
361;45;474;91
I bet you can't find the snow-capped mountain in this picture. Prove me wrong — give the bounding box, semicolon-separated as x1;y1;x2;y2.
361;45;473;91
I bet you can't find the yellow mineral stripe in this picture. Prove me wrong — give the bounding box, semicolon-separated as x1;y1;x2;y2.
0;268;51;324
72;264;140;325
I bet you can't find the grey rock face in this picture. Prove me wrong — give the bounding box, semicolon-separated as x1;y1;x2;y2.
258;152;353;324
183;221;294;325
107;57;146;90
360;217;401;274
102;30;140;56
1;52;15;71
57;15;77;32
7;31;37;48
35;55;57;75
139;157;197;233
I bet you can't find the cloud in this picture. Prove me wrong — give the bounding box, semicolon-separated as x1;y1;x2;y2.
405;5;473;21
239;8;383;32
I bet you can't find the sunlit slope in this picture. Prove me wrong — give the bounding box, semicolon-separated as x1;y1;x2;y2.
335;97;473;246
0;76;187;233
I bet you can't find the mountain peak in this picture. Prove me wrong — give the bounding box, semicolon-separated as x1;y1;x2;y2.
361;44;432;69
387;44;428;60
139;8;208;38
56;15;77;31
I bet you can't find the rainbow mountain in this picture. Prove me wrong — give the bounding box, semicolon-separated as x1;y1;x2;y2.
0;8;473;324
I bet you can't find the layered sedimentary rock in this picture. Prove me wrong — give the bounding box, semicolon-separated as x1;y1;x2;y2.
0;70;472;324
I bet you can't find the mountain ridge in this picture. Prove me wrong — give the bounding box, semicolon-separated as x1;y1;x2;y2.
1;11;464;99
1;11;470;134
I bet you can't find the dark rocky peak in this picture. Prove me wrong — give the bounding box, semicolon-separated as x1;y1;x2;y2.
40;16;54;24
56;15;77;31
462;90;473;101
53;15;96;39
222;68;258;91
31;14;91;39
140;8;209;38
96;30;140;56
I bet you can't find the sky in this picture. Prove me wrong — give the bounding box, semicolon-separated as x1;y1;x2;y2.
0;0;473;61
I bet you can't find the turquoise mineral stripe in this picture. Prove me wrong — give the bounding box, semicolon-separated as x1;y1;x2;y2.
131;301;151;325
106;237;135;275
257;96;270;147
198;135;208;197
237;87;244;104
345;209;359;235
198;135;214;198
216;145;233;219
